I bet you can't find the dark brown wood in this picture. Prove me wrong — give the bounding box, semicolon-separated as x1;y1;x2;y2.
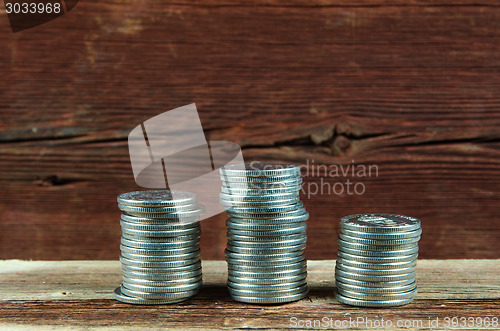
0;260;499;330
1;1;500;260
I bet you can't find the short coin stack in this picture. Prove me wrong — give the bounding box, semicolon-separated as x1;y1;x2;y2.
335;214;421;307
113;190;204;305
220;162;309;304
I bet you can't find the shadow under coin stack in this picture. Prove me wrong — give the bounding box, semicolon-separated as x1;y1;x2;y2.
113;190;204;304
335;214;421;307
220;162;309;304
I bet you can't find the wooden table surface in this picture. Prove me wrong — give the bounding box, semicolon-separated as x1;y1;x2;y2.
1;259;498;330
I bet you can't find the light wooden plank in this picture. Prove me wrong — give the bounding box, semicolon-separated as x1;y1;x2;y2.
0;260;499;330
2;260;498;300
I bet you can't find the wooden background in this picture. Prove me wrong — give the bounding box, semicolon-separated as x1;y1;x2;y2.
1;0;499;260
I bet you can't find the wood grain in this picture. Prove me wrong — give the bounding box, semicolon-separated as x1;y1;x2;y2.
1;1;500;260
0;260;499;330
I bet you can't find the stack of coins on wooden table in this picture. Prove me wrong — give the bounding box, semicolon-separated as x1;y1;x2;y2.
220;162;309;304
335;214;421;307
113;190;204;304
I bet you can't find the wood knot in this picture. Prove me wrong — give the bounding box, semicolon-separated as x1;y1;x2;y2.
332;135;351;154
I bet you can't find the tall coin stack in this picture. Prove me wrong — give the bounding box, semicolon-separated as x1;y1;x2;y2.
335;214;421;307
220;162;309;304
113;190;204;305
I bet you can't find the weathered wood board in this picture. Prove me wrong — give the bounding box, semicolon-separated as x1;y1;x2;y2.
1;1;500;260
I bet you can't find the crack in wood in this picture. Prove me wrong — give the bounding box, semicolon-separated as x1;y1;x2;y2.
33;175;87;187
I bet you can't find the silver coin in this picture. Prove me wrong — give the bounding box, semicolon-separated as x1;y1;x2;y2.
228;225;307;237
225;255;305;267
336;280;417;294
335;290;415;307
229;208;308;220
122;275;202;288
121;237;199;250
120;220;199;231
221;198;300;208
220;162;301;177
121;250;200;262
225;250;304;261
226;220;306;232
120;256;199;268
336;262;416;275
121;227;201;238
228;213;309;225
335;274;415;288
121;216;200;226
226;243;305;255
228;260;306;272
228;279;307;291
228;273;307;285
220;192;299;202
226;202;303;215
340;214;421;233
229;267;307;279
121;213;200;224
337;238;417;252
117;190;196;207
228;237;307;248
337;251;418;264
336;257;417;270
121;232;200;243
121;261;201;274
122;207;205;219
118;203;200;214
120;285;200;300
123;274;202;286
221;185;301;196
228;284;308;298
222;178;303;189
122;280;202;294
340;228;422;240
337;250;418;264
221;198;300;209
122;268;202;281
339;233;420;246
221;174;300;184
337;287;417;301
338;244;418;257
113;287;192;305
228;233;306;242
231;289;308;304
335;268;416;282
120;245;199;256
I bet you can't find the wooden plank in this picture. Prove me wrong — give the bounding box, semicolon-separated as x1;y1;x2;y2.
0;260;499;330
1;1;500;260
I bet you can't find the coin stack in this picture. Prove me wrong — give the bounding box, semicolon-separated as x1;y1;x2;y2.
335;214;421;307
220;162;309;304
113;190;204;305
